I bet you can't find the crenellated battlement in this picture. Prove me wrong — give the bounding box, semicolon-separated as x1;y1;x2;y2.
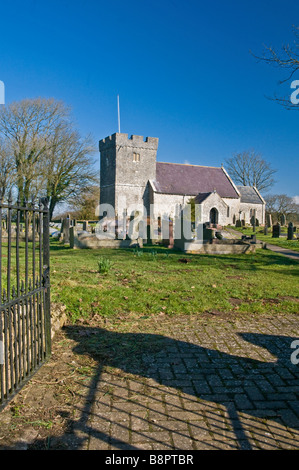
99;133;158;151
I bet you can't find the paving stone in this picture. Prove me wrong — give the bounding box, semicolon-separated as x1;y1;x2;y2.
171;432;194;450
245;386;265;401
131;430;172;446
233;394;254;410
4;312;299;451
188;422;213;440
150;420;189;432
88;432;110;450
277;409;299;428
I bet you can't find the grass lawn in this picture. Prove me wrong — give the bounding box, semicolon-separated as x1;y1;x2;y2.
229;226;299;252
49;241;299;323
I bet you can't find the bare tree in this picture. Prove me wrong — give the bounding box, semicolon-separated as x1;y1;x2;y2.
0;98;69;204
264;193;299;221
224;150;276;192
252;25;299;109
0;98;98;219
67;185;100;220
43;124;98;220
0;137;15;199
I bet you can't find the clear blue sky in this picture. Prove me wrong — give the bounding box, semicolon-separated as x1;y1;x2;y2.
0;0;298;198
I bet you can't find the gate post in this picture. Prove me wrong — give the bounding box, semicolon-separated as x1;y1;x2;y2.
41;198;51;357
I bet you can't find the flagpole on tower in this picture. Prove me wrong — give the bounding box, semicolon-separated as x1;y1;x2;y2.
117;94;121;133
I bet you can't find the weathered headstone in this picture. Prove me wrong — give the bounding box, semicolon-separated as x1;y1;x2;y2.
266;213;272;227
287;222;294;240
62;217;70;244
82;221;88;231
146;223;152;244
235;220;241;228
162;218;174;248
157;216;161;237
280;214;286;226
272;223;281;238
70;226;78;248
264;224;268;235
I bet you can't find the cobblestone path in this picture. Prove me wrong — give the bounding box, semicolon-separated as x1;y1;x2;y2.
0;313;298;450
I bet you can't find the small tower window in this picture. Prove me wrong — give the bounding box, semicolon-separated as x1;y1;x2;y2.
133;152;140;162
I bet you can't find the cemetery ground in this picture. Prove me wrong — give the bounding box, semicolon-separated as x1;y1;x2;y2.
231;225;299;253
0;241;298;449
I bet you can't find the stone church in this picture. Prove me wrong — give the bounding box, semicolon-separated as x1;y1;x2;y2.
99;133;265;227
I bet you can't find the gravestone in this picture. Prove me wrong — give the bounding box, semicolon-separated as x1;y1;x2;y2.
146;223;152;244
272;223;281;238
162;218;174;248
280;214;286;226
62;217;70;244
287;222;294;240
264;224;268;235
70;226;78;248
82;221;88;231
266;213;272;227
235;220;241;228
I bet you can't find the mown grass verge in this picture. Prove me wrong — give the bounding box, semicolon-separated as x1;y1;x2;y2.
49;240;299;322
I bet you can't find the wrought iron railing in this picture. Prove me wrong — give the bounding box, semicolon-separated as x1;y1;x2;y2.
0;196;51;409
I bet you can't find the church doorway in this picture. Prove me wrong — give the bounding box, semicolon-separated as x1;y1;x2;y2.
210;207;219;225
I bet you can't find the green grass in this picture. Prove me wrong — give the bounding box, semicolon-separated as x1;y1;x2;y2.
229;225;299;252
49;240;299;322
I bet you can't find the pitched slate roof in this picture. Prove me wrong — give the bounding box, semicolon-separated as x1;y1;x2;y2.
237;186;264;204
151;162;239;198
194;191;228;206
193;192;212;203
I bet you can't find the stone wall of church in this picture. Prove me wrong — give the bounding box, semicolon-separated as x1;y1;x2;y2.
151;191;238;227
239;202;265;225
114;184;148;217
201;193;228;226
222;197;241;225
99;133;158;216
99;133;266;228
151;192;190;219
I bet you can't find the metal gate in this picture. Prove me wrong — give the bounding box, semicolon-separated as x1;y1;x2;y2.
0;196;51;410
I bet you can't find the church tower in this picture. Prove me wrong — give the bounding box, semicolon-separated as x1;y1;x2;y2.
99;133;159;216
